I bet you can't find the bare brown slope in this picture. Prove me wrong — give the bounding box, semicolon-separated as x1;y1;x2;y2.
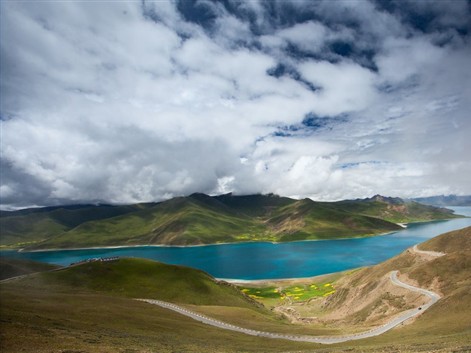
318;226;471;339
419;226;471;253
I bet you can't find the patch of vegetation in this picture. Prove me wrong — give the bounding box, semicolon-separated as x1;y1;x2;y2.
240;282;335;303
240;286;281;300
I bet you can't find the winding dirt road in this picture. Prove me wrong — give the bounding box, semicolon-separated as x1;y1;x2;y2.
411;244;445;257
137;269;441;344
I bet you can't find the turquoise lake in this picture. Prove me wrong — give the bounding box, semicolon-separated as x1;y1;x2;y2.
2;206;470;280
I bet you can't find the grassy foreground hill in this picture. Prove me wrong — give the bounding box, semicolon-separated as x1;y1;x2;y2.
0;257;60;280
0;193;461;249
1;227;470;352
0;258;332;353
40;258;259;307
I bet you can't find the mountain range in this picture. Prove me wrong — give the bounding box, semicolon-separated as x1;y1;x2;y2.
0;193;462;250
411;194;471;207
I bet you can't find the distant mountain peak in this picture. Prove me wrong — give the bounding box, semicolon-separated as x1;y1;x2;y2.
371;194;387;202
189;192;211;199
368;195;404;204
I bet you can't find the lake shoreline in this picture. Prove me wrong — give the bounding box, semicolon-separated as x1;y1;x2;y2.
217;270;350;285
17;231;396;253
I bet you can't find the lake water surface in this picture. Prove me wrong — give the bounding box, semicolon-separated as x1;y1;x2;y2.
2;206;470;280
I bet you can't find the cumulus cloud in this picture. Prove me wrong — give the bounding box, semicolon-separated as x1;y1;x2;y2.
1;0;470;209
298;60;378;116
376;36;444;84
265;20;329;53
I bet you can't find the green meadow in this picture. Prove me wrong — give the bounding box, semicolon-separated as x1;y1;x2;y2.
240;282;336;303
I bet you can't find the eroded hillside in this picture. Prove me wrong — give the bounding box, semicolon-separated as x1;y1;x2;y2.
284;226;471;340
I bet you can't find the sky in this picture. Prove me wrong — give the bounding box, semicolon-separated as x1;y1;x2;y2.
1;0;470;209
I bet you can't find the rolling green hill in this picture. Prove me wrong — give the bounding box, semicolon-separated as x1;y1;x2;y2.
0;193;462;249
0;258;321;352
39;258;260;308
0;257;60;280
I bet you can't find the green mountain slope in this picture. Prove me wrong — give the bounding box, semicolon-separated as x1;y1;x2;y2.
1;194;462;249
214;193;295;217
32;195;265;249
265;198;401;241
0;204;152;248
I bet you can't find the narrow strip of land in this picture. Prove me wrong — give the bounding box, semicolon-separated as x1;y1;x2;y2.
137;270;441;344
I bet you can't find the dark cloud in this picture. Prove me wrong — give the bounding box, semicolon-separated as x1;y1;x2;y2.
0;158;56;208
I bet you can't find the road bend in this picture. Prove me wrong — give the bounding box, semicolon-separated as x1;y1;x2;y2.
411;244;445;257
137;271;441;344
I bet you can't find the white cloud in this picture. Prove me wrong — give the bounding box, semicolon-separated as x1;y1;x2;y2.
376;37;444;84
235;136;342;198
212;12;253;46
1;0;470;209
277;21;328;52
298;60;378;116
